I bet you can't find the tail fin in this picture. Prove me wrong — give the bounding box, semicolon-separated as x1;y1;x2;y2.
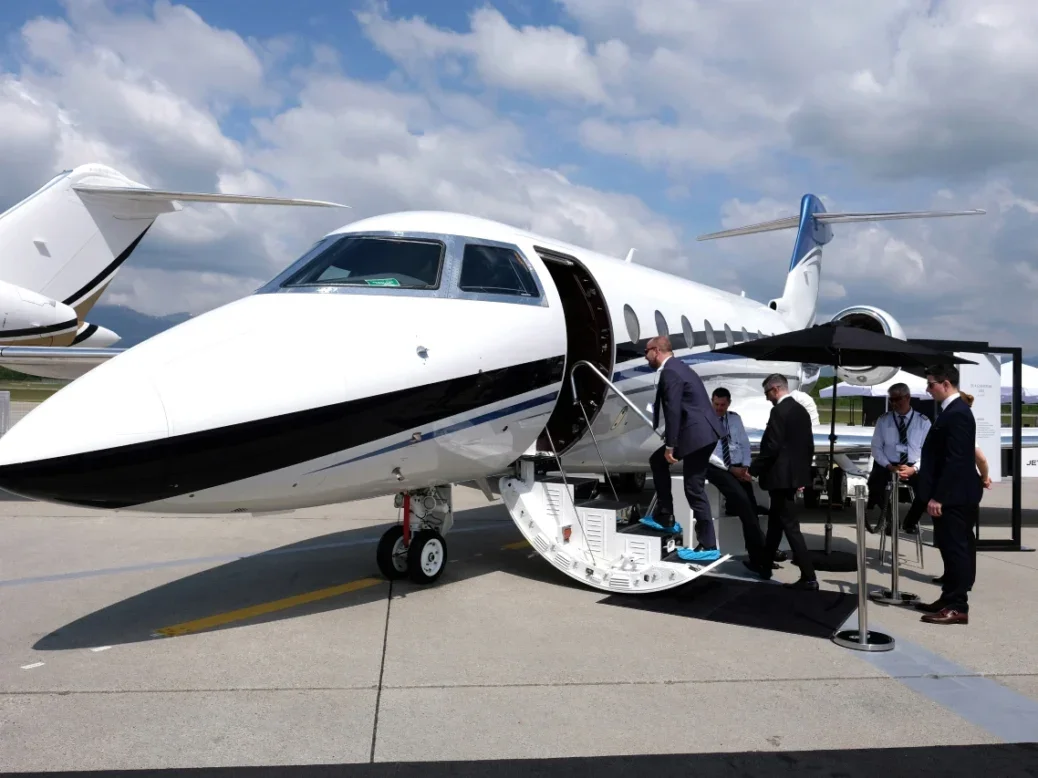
0;163;349;324
696;194;984;330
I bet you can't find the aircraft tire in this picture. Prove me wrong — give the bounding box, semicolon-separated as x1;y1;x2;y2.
407;529;447;584
377;525;409;580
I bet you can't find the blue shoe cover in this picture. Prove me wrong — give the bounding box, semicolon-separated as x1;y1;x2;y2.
639;516;682;533
676;547;721;562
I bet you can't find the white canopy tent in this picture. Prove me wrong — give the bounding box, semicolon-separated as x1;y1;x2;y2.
1001;361;1038;404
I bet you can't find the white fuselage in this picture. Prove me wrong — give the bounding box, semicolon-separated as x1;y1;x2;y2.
0;211;815;512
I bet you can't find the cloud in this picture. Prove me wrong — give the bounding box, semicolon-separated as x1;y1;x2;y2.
0;0;1035;357
0;0;683;317
356;4;620;105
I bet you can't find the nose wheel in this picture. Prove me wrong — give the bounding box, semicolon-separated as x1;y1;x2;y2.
375;525;449;584
377;486;452;585
376;525;409;580
407;529;447;583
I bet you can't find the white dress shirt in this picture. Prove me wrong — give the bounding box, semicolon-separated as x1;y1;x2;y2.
871;408;931;469
710;410;751;470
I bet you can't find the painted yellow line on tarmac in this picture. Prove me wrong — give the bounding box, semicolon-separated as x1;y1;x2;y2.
153;577;385;637
501;540;530;550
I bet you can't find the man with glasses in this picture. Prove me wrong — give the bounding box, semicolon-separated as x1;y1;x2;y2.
748;374;818;589
914;365;982;625
865;382;931;535
642;335;726;562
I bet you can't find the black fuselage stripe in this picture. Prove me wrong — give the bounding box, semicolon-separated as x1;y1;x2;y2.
62;224;152;307
71;323;98;345
0;319;79;339
0;355;566;509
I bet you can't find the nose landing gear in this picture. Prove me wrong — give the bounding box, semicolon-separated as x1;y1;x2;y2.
376;485;453;585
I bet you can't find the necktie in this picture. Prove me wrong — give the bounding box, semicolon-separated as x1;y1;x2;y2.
895;414;908;464
722;415;732;468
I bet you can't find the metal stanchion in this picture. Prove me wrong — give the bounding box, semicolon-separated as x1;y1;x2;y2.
833;485;894;652
869;471;919;606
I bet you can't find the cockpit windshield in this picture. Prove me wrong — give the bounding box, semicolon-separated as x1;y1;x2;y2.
280;235;444;289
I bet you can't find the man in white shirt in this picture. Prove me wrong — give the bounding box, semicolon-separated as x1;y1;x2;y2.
865;382;931;534
707;387;781;567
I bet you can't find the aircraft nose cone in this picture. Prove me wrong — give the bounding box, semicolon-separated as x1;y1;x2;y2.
0;364;169;507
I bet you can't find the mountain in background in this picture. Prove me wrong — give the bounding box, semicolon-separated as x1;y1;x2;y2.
88;305;192;348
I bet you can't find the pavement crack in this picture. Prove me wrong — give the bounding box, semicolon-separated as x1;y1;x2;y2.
370;576;393;763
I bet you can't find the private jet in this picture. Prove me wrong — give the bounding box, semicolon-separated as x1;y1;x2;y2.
0;176;1026;594
0;163;347;375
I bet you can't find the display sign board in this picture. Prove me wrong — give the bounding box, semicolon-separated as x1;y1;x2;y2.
957;352;1002;482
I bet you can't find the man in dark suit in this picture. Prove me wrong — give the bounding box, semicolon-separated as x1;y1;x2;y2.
643;335;725;562
914;364;982;625
746;373;818;589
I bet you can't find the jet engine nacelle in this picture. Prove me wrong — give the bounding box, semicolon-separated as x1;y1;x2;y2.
829;304;906;386
0;279;79;345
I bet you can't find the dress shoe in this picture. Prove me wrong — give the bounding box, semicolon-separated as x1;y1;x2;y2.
742;559;772;580
915;599;946;613
783;578;819;591
921;608;968;625
932;575;944;584
773;550;788;562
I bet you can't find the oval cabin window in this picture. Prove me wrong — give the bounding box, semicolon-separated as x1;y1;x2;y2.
654;310;668;338
623;304;640;343
681;315;694;350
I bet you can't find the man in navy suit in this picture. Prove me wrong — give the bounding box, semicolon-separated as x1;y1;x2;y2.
914;364;983;625
643;335;725;562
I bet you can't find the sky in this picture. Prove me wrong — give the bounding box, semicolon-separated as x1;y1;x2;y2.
1;0;1037;353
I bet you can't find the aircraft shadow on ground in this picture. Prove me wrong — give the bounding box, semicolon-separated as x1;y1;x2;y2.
32;507;535;651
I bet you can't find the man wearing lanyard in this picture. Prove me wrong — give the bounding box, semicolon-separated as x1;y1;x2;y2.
707;388;787;571
865;382;932;534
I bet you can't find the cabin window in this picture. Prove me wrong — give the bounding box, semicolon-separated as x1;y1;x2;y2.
280;235;444;289
724;324;735;347
741;326;750;342
681;315;694;350
458;244;539;297
704;319;716;350
654;310;668;338
623;304;640;343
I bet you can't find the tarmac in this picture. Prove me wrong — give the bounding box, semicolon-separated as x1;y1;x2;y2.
2;402;1038;775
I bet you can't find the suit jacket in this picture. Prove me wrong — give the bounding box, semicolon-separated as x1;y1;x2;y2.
750;395;813;491
653;357;724;459
915;396;983;507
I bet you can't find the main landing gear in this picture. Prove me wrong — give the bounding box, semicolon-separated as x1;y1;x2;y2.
376;485;454;585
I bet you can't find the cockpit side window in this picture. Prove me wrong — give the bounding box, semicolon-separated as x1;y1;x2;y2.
280;235;444;289
458;244;539;297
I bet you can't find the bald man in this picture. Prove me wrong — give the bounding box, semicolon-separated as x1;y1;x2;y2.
643;335;726;562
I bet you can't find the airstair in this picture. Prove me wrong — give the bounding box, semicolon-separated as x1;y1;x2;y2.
499;361;732;594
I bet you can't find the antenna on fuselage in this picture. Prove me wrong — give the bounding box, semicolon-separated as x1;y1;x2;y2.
624;248;636;263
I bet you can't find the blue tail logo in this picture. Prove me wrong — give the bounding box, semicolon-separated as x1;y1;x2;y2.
789;194;833;272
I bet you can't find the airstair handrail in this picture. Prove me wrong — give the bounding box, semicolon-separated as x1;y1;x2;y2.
569;360;663;439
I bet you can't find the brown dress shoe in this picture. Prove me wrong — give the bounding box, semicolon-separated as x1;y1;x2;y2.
921;608;968;625
915;599;945;613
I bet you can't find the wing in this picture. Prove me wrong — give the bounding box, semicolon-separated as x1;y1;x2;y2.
0;346;121;380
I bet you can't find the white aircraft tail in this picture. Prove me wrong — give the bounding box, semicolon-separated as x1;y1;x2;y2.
0;163;348;322
696;195;985;330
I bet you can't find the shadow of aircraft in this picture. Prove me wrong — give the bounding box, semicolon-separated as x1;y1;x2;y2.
31;507;546;651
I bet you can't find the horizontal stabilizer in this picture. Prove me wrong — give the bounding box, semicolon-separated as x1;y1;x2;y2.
697;208;984;241
72;185;349;209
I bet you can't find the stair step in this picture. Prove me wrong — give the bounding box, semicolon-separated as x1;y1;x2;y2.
619;522;679;538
